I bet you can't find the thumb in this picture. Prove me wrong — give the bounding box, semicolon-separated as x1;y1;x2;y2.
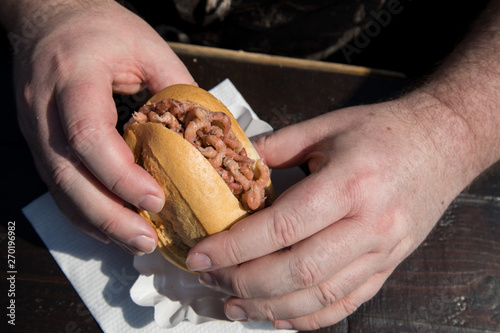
141;41;196;93
254;115;333;169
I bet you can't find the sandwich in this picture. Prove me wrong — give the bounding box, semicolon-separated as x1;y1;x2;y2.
123;84;274;271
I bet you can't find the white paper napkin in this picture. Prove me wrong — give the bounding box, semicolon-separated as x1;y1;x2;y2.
22;79;305;333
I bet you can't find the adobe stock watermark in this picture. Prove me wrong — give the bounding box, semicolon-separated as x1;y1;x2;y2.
5;221;16;327
341;0;409;63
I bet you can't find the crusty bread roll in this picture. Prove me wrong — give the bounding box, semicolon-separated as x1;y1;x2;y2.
123;84;274;271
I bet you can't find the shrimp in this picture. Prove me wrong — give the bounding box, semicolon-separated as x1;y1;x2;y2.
255;159;271;187
208;152;225;168
184;118;210;144
138;104;154;114
184;107;209;126
123;110;148;131
197;146;217;159
223;157;251;191
215;167;234;183
222;136;240;149
127;97;271;212
202;134;227;153
148;111;182;132
209;112;231;135
240;165;254;180
154;100;171;114
210;126;224;137
132;111;148;123
225;148;254;164
228;182;243;195
167;99;190;122
242;184;265;211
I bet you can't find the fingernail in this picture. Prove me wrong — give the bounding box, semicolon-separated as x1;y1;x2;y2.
274;320;294;330
226;305;247;322
186;253;212;271
129;235;156;254
198;272;217;289
138;194;164;213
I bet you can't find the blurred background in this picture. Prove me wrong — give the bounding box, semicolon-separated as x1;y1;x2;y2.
121;0;490;77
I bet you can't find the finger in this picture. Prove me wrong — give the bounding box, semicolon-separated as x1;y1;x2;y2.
138;40;197;93
51;190;111;244
56;70;166;213
186;167;353;272
197;216;374;298
273;269;393;331
31;128;158;254
222;250;383;322
48;154;158;255
27;97;158;254
29;150;111;245
253;113;340;170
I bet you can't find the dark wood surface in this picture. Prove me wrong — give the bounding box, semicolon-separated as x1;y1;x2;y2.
1;42;499;333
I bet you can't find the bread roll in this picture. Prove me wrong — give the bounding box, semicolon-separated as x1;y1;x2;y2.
123;84;274;271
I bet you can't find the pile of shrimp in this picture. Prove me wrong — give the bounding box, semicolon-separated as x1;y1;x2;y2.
127;98;270;212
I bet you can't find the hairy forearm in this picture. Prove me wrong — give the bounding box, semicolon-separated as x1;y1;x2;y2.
411;0;500;185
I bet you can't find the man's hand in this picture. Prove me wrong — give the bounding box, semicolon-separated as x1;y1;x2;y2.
5;0;195;254
186;94;479;330
185;1;500;329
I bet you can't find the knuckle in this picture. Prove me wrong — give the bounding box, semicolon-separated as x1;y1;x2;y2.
301;315;323;331
270;208;304;249
66;118;103;155
290;255;323;289
371;212;398;238
293;295;359;331
338;296;361;316
108;168;133;194
370;214;408;256
259;301;281;321
315;282;339;308
230;272;251;298
49;158;76;190
98;214;122;237
221;232;245;266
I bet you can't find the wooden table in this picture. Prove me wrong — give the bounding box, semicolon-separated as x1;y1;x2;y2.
1;42;499;333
